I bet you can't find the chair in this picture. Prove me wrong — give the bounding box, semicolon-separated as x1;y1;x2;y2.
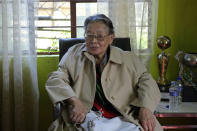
59;37;131;61
53;37;131;121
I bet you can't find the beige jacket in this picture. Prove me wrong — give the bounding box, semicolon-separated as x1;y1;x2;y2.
46;43;162;131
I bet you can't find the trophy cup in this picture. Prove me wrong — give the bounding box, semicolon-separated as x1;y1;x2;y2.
175;51;197;88
157;36;171;92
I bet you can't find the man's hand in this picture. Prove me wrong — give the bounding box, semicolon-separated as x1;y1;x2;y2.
67;96;86;124
139;107;155;131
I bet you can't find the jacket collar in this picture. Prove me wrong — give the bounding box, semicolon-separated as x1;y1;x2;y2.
81;44;122;65
81;44;95;63
109;45;122;64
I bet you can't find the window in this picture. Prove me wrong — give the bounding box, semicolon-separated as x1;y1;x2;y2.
135;0;152;51
35;0;97;54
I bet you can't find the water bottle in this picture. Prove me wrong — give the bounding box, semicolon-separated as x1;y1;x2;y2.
169;81;179;112
177;77;183;104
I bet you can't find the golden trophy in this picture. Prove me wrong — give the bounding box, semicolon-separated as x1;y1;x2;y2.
157;36;171;92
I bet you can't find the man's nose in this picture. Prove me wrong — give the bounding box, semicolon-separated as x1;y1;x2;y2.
92;36;98;42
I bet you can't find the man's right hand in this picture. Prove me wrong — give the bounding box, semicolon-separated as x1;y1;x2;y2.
67;96;86;124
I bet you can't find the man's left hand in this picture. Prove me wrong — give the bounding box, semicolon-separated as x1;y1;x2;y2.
139;107;155;131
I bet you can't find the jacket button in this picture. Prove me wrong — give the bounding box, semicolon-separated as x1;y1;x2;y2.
111;96;115;100
108;78;111;82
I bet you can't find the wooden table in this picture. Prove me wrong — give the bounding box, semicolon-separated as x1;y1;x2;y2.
154;101;197;130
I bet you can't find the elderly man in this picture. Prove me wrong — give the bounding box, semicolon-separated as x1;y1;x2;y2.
46;14;162;131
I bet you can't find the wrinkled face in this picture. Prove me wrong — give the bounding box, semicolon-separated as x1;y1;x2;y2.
85;21;114;59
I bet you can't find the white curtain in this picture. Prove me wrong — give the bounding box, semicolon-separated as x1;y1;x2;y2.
0;0;39;131
97;0;158;70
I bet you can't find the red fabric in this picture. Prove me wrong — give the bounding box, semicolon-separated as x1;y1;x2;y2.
93;101;119;118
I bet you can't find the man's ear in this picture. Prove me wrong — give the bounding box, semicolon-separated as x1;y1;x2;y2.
109;34;115;45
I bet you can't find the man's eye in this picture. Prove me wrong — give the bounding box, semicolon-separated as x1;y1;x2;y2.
87;35;94;38
97;35;104;38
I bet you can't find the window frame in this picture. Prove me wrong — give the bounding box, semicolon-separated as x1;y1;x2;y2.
70;0;97;38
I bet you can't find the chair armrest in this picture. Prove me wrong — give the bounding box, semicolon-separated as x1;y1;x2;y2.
53;102;62;121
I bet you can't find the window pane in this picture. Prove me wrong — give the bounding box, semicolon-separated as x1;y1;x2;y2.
38;2;70;19
76;3;97;26
135;1;150;50
35;2;70;51
136;27;148;49
36;29;70;49
76;27;85;38
135;2;148;26
76;3;97;38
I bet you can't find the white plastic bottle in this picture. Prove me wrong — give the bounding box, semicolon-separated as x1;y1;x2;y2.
176;77;183;104
169;81;179;112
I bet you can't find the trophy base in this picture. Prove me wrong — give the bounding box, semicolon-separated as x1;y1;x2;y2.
157;83;170;92
157;83;170;101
